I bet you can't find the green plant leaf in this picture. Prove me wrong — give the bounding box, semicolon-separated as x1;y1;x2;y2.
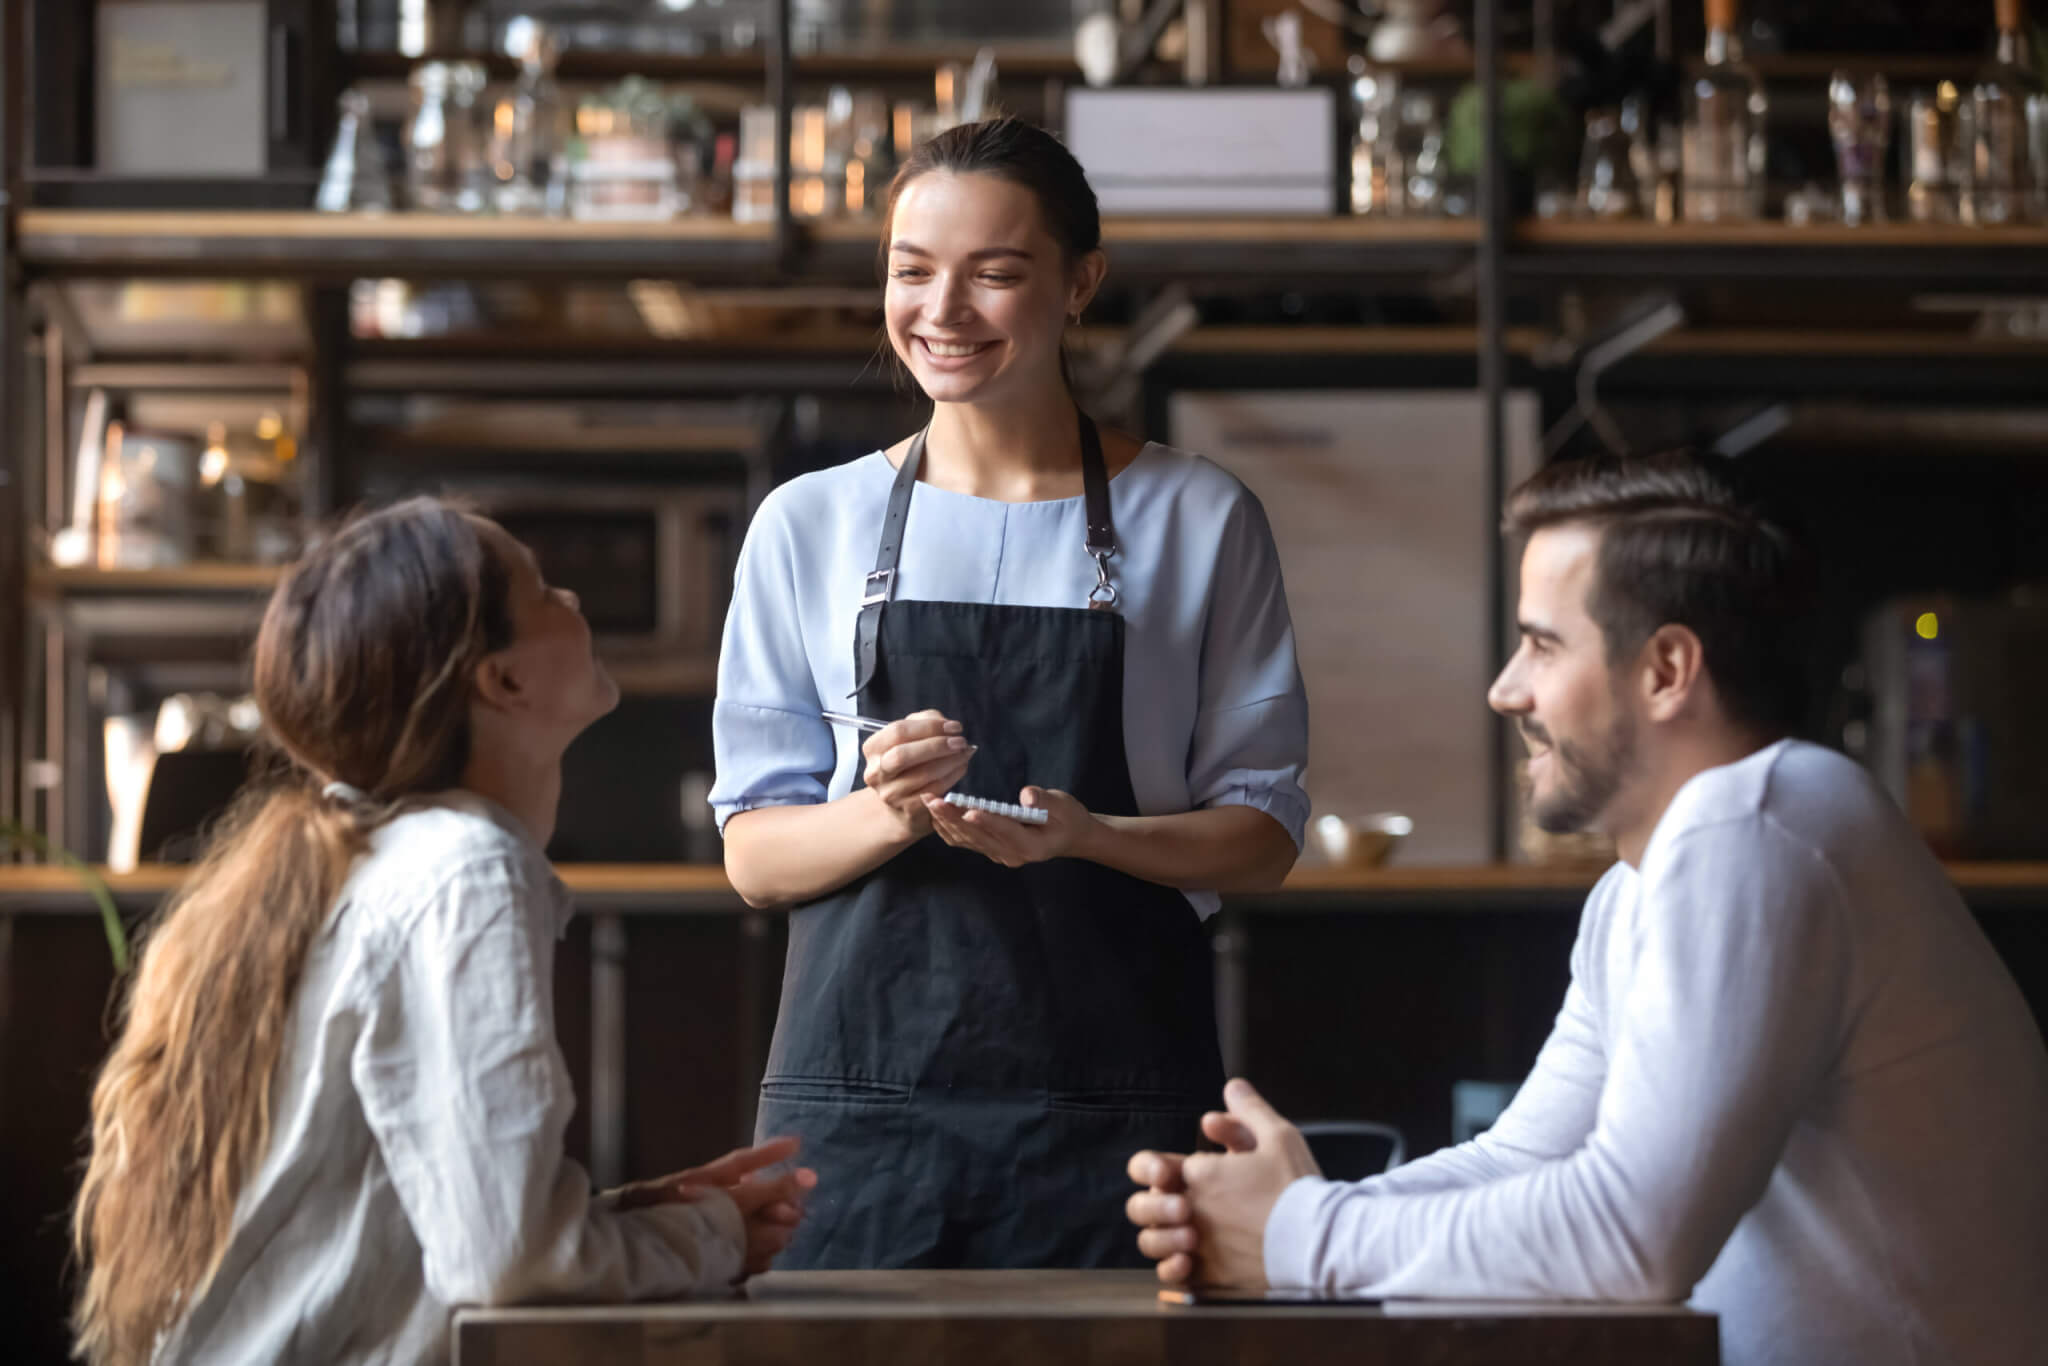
0;822;131;974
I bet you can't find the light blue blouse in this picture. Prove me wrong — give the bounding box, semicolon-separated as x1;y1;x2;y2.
708;441;1310;918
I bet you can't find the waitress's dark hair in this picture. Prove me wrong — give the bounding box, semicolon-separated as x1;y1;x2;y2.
879;116;1102;272
877;118;1103;398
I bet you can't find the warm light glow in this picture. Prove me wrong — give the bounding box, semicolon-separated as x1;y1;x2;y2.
797;109;826;173
200;422;229;486
255;411;283;440
1915;612;1940;640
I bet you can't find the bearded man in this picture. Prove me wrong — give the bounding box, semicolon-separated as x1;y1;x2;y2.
1126;452;2048;1366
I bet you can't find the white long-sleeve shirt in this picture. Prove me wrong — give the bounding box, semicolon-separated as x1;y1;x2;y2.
158;793;744;1366
1266;740;2048;1366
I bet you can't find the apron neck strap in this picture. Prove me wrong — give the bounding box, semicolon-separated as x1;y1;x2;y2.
851;410;1120;696
1076;415;1119;609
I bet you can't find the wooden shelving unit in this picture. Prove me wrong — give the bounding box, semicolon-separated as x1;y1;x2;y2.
5;11;2046;892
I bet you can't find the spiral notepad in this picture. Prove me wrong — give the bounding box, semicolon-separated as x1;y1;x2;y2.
943;793;1050;825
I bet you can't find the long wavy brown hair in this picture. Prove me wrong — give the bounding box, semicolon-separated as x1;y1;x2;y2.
71;497;513;1366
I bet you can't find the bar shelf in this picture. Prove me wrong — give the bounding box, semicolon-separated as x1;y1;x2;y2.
8;862;2046;910
1510;220;2048;284
27;564;287;595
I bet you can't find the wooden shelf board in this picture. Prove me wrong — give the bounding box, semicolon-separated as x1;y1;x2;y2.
8;862;2047;903
803;215;1484;248
24;210;2048;257
342;42;1083;83
1516;220;2048;249
19;210;776;243
1278;863;1601;893
1643;328;2048;357
19;210;1479;282
352;324;2037;362
9;210;1464;253
353;324;1531;359
29;564;286;594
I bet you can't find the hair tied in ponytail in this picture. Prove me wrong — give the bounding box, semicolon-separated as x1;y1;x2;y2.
321;781;368;805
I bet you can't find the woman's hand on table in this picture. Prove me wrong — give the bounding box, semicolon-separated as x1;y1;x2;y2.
727;1160;818;1277
604;1135;818;1277
1125;1079;1321;1289
862;710;976;840
921;786;1095;867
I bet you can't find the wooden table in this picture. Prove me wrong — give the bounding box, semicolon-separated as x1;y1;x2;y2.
452;1269;1718;1365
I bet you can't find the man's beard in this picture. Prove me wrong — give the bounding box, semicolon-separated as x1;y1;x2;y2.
1522;710;1636;835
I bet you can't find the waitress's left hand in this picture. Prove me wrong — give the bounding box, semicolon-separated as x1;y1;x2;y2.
921;786;1094;867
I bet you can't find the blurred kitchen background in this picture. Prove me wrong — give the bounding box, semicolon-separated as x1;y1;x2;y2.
2;1;2047;1358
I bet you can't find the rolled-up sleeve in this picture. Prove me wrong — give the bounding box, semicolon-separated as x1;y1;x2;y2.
1188;489;1311;849
710;490;834;831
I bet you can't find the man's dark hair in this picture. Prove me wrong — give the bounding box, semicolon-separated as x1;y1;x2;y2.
1503;451;1810;736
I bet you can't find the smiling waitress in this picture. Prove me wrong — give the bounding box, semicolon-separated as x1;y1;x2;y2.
709;117;1309;1269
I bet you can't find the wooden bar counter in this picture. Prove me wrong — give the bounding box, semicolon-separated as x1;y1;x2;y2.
451;1269;1717;1365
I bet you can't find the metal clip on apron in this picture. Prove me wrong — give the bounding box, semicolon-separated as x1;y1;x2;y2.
759;414;1223;1270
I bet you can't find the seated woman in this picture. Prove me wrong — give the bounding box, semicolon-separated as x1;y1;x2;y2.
71;498;813;1366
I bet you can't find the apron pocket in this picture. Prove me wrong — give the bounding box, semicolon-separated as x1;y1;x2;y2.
762;1076;914;1108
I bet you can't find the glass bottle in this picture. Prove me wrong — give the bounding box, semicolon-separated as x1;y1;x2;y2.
1394;92;1444;216
315;87;394;213
406;60;489;213
1827;71;1892;226
1967;0;2045;224
492;18;567;215
1906;83;1970;225
1681;0;1768;222
1577;109;1643;220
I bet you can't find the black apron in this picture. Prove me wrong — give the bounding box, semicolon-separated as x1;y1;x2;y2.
756;414;1223;1269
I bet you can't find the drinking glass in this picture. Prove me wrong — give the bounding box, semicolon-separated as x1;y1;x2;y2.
1576;109;1643;219
1828;70;1891;226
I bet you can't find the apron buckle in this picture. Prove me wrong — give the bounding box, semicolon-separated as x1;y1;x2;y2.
862;567;897;607
1088;549;1119;610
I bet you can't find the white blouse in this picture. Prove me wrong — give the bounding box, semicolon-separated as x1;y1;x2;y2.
709;442;1312;918
157;795;745;1365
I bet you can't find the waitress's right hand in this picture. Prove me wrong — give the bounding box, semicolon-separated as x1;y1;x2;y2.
862;709;975;838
